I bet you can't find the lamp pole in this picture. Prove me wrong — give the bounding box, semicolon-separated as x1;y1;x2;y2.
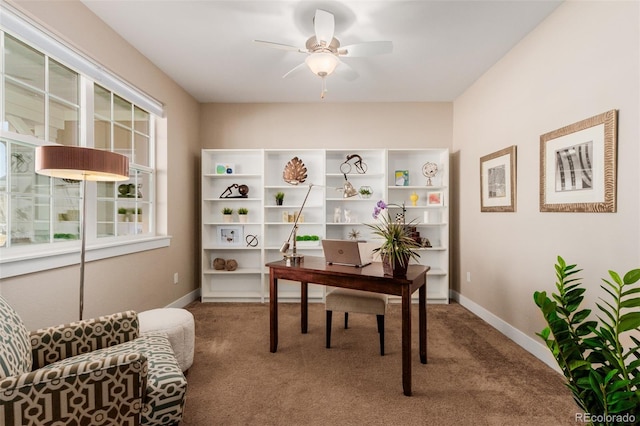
280;183;315;265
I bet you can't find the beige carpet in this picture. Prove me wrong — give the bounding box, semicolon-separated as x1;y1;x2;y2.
181;301;578;425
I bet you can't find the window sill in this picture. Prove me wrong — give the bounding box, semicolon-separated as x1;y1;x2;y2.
0;236;172;279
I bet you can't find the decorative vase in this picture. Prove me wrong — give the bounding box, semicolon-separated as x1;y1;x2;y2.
381;253;410;278
410;192;419;206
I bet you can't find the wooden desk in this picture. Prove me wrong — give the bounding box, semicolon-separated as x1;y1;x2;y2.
266;256;429;396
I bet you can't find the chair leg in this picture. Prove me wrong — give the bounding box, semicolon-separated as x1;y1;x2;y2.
344;312;349;329
326;310;332;348
377;314;385;356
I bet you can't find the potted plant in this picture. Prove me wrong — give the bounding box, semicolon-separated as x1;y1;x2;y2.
275;192;285;206
238;207;248;223
365;200;420;277
534;256;640;421
221;207;233;222
359;186;372;199
136;207;143;222
295;234;320;247
126;208;136;221
118;207;128;222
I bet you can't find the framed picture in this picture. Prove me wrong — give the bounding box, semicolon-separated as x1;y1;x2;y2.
218;225;243;246
395;170;409;186
480;145;517;212
540;110;617;212
426;191;444;206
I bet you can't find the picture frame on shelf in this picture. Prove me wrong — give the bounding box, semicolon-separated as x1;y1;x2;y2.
480;145;517;212
540;109;617;213
426;191;444;206
218;225;243;246
395;170;409;186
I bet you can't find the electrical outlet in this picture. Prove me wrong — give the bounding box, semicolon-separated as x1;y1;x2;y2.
173;272;179;285
466;272;471;283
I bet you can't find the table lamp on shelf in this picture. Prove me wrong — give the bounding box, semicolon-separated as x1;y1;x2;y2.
280;183;318;266
35;145;130;320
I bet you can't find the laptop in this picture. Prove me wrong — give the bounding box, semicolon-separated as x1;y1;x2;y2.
321;239;374;268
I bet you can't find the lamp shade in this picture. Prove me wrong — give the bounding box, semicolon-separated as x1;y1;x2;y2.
305;52;339;77
35;146;129;182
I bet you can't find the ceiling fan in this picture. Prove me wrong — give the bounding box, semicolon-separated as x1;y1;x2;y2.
254;9;393;99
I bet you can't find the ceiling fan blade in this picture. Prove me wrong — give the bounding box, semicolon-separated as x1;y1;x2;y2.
282;62;308;79
314;9;335;47
339;41;393;57
334;60;359;81
254;40;305;53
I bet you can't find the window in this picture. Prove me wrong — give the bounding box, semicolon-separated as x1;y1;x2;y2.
94;85;154;238
0;6;167;278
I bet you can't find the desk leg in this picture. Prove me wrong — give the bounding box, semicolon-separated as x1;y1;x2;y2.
402;286;412;396
419;281;427;364
270;273;278;353
301;281;308;334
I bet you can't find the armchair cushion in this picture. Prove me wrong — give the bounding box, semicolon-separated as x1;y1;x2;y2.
30;310;140;369
0;297;32;378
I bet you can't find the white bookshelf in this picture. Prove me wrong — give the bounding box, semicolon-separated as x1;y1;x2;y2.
201;148;450;303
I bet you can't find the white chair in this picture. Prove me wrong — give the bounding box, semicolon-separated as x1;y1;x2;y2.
325;288;388;356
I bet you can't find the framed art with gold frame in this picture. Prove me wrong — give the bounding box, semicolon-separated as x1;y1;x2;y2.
540;110;617;213
480;145;517;212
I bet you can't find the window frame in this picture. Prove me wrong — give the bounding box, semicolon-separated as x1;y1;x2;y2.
0;5;169;280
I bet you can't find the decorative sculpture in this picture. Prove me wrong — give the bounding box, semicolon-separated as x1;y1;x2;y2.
283;157;307;185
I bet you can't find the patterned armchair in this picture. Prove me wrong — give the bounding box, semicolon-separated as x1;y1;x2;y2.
0;296;187;425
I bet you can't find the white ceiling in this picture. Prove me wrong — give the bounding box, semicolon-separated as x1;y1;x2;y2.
81;0;562;103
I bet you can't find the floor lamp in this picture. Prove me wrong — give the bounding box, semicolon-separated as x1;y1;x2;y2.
35;146;130;320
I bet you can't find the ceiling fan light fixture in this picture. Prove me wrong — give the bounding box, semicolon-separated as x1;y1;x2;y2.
305;52;339;77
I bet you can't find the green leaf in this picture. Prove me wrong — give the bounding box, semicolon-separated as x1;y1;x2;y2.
608;270;623;286
620;297;640;309
619;312;640;332
623;268;640;284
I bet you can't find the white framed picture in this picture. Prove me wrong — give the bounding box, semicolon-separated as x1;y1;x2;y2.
218;225;243;246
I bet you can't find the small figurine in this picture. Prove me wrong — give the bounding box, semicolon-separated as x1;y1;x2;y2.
334;207;342;223
344;209;352;223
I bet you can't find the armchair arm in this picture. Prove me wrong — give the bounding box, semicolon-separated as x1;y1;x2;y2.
30;311;139;369
0;353;147;426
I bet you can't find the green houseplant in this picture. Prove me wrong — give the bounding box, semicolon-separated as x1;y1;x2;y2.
365;200;420;277
275;192;285;206
118;207;128;222
533;256;640;424
221;207;233;222
238;207;248;223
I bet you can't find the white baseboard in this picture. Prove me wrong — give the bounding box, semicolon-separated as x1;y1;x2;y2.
167;288;201;309
450;290;561;374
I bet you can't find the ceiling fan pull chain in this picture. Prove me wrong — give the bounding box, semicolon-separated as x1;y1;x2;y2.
321;76;327;99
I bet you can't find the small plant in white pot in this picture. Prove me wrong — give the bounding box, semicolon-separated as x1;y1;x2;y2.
118;207;128;222
238;207;248;223
222;207;233;222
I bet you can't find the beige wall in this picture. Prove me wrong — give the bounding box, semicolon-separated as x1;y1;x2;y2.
453;0;639;345
200;103;452;150
1;0;201;329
